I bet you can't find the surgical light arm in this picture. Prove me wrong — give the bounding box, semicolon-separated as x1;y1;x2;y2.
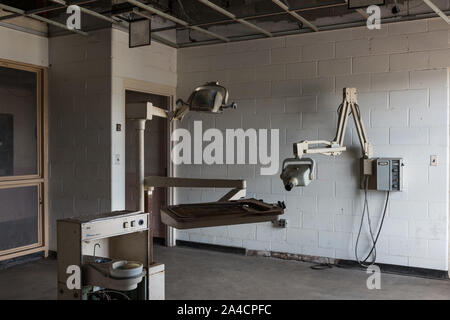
293;88;373;160
125;81;236;212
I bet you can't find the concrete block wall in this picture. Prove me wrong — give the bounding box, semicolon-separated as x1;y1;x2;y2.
47;28;177;249
48;29;112;250
45;27;177;249
176;18;450;271
0;25;48;66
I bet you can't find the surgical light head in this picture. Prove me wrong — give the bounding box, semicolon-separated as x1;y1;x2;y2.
127;82;237;122
280;158;315;191
177;81;237;114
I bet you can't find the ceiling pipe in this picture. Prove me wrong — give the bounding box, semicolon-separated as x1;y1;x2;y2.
422;0;450;24
196;0;272;37
271;0;319;31
0;3;88;35
126;0;229;42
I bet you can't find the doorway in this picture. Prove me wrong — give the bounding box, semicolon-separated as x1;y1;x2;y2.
125;90;169;244
0;60;47;261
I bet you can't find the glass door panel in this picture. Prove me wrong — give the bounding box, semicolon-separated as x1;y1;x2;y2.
0;66;38;178
0;185;40;251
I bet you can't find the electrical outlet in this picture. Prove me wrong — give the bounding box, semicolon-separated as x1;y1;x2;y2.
114;154;121;165
430;155;438;166
272;219;288;228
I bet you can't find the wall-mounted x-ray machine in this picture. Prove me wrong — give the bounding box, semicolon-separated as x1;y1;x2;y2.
280;87;403;267
280;88;403;192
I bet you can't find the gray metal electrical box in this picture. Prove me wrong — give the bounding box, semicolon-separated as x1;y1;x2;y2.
361;158;403;191
376;158;402;191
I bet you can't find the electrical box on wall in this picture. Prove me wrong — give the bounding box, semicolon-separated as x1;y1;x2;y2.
360;158;403;191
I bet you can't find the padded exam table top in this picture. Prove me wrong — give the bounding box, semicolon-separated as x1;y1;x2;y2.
160;198;284;229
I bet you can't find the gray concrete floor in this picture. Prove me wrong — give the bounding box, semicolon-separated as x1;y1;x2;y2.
0;245;448;299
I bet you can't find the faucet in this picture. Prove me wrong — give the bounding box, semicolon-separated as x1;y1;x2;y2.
93;243;101;261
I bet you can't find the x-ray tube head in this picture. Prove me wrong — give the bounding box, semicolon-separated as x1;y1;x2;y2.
179;82;237;114
280;158;315;190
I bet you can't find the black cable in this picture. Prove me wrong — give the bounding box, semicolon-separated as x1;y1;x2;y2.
355;175;390;268
364;182;378;264
310;263;332;270
363;190;390;263
355;176;375;267
310;257;333;270
310;183;390;271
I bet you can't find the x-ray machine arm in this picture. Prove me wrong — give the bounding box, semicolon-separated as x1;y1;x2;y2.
293;88;373;160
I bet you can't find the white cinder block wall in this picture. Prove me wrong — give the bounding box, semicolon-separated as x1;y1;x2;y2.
176;18;450;271
48;28;177;249
0;26;48;66
48;30;113;250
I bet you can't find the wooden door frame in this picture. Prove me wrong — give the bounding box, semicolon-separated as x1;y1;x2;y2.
122;78;176;247
0;58;48;261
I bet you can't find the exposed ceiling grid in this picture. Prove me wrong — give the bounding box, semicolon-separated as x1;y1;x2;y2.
0;0;448;47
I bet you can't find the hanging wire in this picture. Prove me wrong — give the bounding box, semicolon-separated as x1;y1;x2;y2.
355;175;390;268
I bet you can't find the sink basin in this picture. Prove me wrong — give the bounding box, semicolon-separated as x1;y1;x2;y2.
93;257;112;264
109;260;143;278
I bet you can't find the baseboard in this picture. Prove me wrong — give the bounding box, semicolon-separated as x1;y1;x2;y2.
250;250;448;280
336;259;449;280
0;251;46;270
153;237;166;246
178;242;448;280
3;241;448;280
176;240;246;255
48;250;57;259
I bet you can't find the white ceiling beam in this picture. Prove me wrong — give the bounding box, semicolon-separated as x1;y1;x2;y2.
127;0;229;42
196;0;273;37
344;0;369;19
271;0;319;32
422;0;450;24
